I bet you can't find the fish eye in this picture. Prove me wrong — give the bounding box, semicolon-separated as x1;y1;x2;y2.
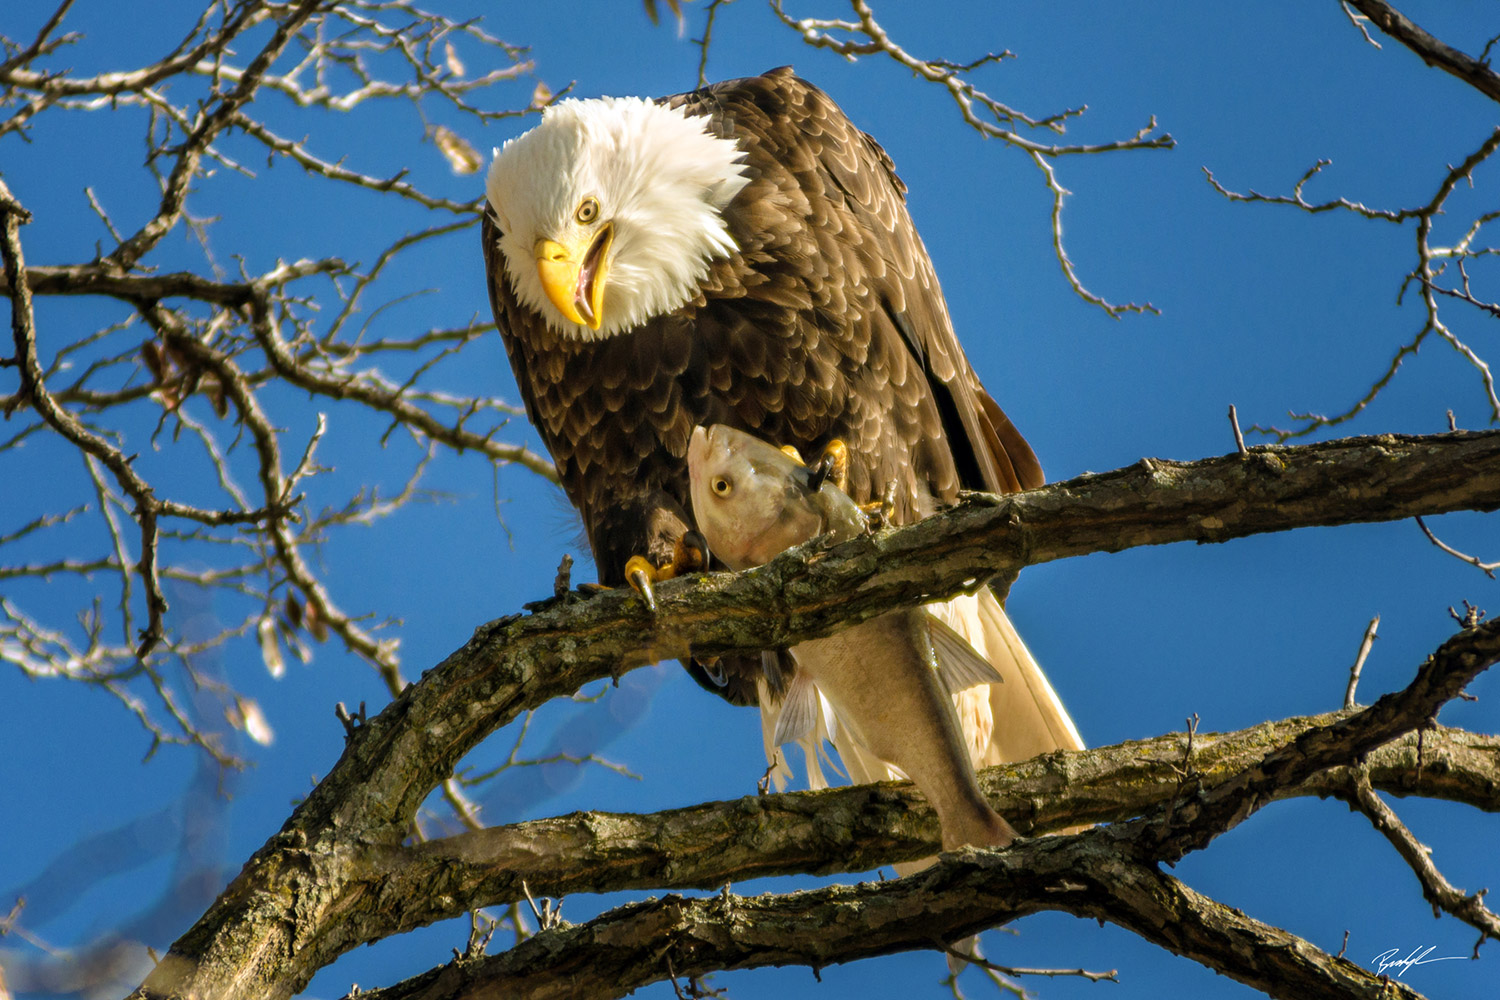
712;477;732;497
575;196;600;224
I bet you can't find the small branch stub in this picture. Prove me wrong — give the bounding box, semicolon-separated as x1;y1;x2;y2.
1345;615;1380;710
1228;403;1248;455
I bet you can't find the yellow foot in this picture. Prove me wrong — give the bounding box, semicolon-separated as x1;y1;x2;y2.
860;479;898;530
623;555;661;612
623;531;708;613
806;438;849;494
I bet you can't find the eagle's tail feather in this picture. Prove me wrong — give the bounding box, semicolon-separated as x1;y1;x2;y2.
928;591;1084;765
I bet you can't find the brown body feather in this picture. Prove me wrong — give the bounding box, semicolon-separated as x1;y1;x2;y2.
483;68;1040;703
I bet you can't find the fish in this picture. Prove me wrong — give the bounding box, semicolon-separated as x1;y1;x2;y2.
687;423;1042;852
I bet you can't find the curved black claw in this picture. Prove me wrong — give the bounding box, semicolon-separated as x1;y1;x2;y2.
624;555;659;613
676;529;710;574
624;534;710;616
807;438;850;494
806;454;834;493
697;656;729;688
860;479;899;531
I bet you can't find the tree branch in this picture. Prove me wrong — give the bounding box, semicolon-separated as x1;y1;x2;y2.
1343;0;1500;103
1345;770;1500;943
351;841;1426;1000
771;0;1171;319
1;0;558;759
291;721;1500;952
0;180;172;656
326;608;1500;1000
127;429;1500;1000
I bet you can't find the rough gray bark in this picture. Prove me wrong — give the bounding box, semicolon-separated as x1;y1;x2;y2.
122;430;1500;1000
250;720;1493;969
351;849;1425;1000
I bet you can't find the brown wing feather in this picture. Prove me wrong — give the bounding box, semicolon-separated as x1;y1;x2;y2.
483;68;1040;704
673;68;1041;506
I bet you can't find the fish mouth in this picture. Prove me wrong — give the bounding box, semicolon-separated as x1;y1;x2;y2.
687;425;710;486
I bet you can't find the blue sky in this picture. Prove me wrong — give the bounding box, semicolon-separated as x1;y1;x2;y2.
2;2;1498;998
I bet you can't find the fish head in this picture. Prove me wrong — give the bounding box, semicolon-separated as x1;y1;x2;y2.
688;424;827;570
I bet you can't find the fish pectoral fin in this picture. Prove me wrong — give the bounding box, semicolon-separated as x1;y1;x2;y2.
815;731;847;782
771;670;822;749
766;666;845;791
925;612;1006;693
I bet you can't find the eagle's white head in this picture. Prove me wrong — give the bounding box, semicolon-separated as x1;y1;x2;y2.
485;96;750;341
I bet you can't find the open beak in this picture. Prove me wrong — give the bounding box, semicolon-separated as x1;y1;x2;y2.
687;426;710;487
535;222;613;330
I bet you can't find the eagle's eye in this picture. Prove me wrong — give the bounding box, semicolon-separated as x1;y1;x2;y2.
575;197;601;225
712;477;732;497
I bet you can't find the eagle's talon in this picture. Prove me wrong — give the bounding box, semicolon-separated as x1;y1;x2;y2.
624;534;707;614
675;530;709;575
624;555;660;613
696;655;728;688
807;438;850;494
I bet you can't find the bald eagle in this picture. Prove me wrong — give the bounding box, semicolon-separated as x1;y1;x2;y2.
482;68;1079;771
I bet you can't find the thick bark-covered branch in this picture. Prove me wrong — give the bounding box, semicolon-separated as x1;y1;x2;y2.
354;840;1425;1000
1344;0;1500;103
130;431;1500;1000
313;721;1499;949
1139;608;1500;861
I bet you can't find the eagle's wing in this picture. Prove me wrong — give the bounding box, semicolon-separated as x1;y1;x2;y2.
674;67;1042;504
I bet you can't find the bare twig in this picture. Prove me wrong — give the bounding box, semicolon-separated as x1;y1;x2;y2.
1162;712;1200;828
2;0;559;748
1417;516;1500;579
933;941;1119;984
693;0;737;90
1345;615;1380;709
1340;1;1382;48
1347;770;1500;941
520;881;564;932
1218;126;1500;440
1228;403;1247;454
773;0;1170;318
1450;600;1487;631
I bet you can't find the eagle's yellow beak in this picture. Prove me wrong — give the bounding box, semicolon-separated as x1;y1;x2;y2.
535;223;613;330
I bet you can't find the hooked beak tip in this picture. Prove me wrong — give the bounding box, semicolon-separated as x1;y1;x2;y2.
535;222;612;330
